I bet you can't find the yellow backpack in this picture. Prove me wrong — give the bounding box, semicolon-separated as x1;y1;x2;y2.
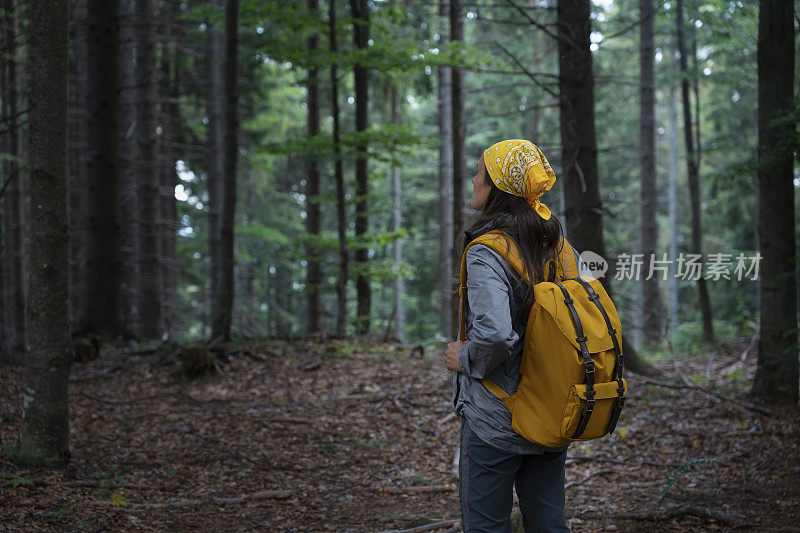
458;230;628;448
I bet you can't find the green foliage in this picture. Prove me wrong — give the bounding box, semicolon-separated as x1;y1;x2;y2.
660;458;721;500
168;0;784;347
0;469;33;487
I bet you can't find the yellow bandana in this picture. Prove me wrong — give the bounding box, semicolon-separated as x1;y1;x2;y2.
483;139;557;220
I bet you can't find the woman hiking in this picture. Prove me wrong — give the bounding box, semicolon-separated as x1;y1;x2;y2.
444;139;580;532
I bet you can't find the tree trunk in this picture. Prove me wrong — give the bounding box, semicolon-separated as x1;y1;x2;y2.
329;0;347;337
639;0;663;344
438;0;454;342
667;85;679;339
159;0;179;338
80;0;123;340
68;0;88;342
135;0;164;340
1;0;26;354
305;0;322;335
390;85;405;342
206;7;224;338
17;0;72;468
557;0;654;376
118;0;140;340
350;0;370;335
676;0;713;344
210;0;239;341
751;0;797;405
450;0;465;340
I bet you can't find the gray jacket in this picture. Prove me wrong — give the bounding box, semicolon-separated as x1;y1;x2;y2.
452;228;581;455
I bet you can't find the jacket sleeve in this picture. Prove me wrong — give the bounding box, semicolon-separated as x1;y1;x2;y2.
457;244;519;379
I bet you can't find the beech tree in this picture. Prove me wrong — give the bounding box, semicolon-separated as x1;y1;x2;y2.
438;0;454;341
79;0;123;340
557;0;653;376
17;0;71;467
210;0;240;341
676;0;713;344
0;0;25;355
350;0;371;334
449;0;465;339
751;0;797;405
305;0;322;334
639;0;663;344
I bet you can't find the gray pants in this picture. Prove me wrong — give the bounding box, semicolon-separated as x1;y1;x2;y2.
459;420;570;533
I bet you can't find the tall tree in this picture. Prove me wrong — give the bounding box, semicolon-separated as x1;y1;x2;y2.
210;0;240;341
1;0;25;354
79;0;123;340
639;0;663;343
438;0;454;341
330;0;347;336
350;0;371;334
667;85;679;339
67;0;88;340
305;0;322;334
17;0;72;467
390;85;405;342
449;0;465;339
206;7;224;339
118;0;140;339
751;0;797;405
557;0;653;375
136;0;164;339
158;0;180;337
676;0;713;343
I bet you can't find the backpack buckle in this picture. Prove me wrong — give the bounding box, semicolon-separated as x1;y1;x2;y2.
576;335;588;344
588;293;599;301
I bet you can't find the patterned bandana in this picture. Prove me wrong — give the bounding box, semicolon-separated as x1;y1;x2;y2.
482;139;557;220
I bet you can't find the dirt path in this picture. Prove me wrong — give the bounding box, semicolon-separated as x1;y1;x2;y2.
1;339;798;532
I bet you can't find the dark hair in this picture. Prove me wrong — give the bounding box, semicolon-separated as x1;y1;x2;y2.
463;165;565;319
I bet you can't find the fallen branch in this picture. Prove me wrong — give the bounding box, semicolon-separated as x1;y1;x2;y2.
379;484;456;495
635;375;776;416
379;518;461;533
267;417;319;425
119;489;293;508
564;469;615;489
609;504;745;526
392;390;437;436
27;479;154;490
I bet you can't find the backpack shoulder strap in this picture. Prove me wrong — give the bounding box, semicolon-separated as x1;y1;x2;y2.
462;230;528;283
458;230;581;340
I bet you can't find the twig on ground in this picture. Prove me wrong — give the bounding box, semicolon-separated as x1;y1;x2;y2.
564;469;615;489
379;484;457;495
609;504;745;526
379;518;461;533
118;489;293;508
635;375;776;416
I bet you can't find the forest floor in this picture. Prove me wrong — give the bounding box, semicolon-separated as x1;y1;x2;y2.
1;337;799;532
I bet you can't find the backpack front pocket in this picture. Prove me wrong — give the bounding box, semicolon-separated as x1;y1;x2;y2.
560;379;628;440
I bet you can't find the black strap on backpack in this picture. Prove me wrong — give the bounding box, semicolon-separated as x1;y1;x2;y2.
553;281;595;438
572;277;626;435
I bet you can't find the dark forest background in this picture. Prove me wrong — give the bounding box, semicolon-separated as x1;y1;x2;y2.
0;0;798;473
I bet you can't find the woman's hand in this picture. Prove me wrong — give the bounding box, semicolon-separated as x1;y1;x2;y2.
444;341;466;372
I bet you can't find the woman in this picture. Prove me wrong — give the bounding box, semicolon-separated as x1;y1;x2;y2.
443;139;579;532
